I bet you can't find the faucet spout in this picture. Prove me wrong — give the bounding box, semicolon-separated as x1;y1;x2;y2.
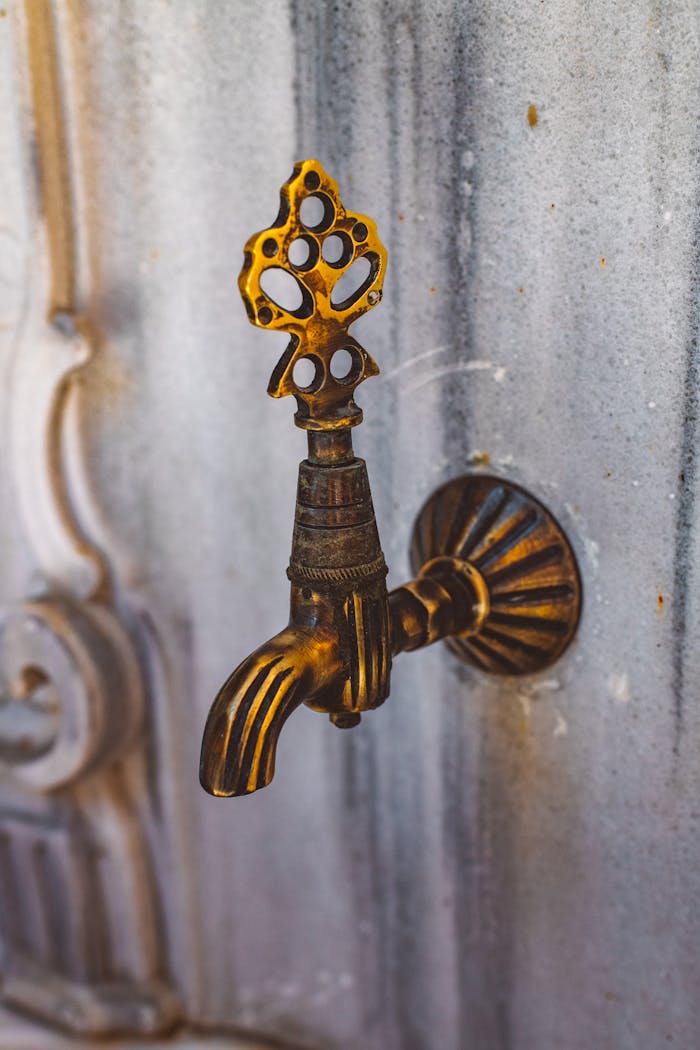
199;625;342;797
200;426;391;798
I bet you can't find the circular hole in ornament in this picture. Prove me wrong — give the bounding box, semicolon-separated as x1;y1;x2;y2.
322;232;353;268
300;193;335;233
330;347;362;384
287;235;318;271
262;238;278;258
304;170;321;191
293;355;323;392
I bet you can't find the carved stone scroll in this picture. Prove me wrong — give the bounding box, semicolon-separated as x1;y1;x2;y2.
0;2;180;1035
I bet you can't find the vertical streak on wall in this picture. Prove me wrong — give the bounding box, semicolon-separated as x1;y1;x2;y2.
289;6;393;1043
438;5;507;1047
288;4;503;1046
671;192;700;754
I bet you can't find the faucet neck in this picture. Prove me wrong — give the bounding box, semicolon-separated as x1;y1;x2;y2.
306;428;355;466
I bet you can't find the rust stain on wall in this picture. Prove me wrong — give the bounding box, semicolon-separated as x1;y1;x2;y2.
25;0;75;316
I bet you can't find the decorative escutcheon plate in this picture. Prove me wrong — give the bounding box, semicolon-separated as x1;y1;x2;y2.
410;475;582;675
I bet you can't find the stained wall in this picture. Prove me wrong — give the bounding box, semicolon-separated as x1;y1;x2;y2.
2;3;699;1049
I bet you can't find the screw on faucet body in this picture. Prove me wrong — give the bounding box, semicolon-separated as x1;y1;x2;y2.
330;713;362;728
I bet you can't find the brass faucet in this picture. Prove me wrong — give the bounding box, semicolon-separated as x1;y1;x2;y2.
199;161;581;797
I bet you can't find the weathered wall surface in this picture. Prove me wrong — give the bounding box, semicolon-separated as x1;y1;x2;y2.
1;2;699;1049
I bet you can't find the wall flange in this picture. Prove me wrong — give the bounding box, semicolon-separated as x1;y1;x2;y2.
409;474;582;675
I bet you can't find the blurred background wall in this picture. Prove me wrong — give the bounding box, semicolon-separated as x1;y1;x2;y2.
1;2;699;1048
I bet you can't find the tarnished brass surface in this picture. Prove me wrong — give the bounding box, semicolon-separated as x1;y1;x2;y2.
409;475;582;674
199;625;343;797
199;162;582;797
238;159;386;430
200;426;392;797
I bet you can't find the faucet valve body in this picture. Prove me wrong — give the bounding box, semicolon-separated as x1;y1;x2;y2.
288;435;391;720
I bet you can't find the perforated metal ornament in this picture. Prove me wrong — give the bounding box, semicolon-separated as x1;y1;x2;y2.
238;159;387;430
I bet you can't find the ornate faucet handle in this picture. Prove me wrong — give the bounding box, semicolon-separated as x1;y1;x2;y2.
238;159;386;429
